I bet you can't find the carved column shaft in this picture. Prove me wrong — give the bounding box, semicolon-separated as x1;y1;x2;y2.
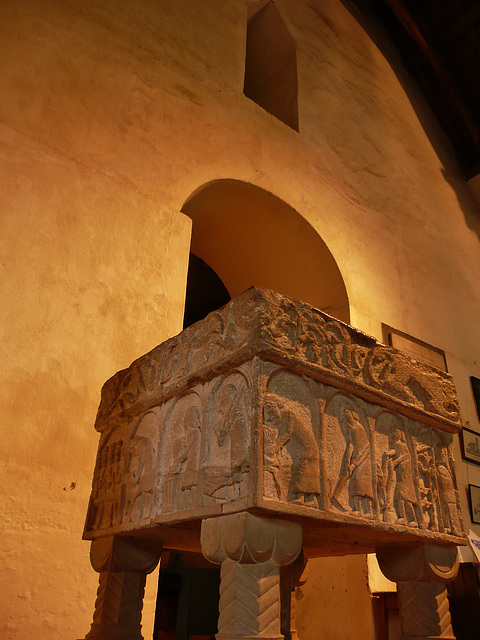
218;559;282;640
397;581;454;640
376;544;459;640
82;537;161;640
201;513;303;640
85;571;147;640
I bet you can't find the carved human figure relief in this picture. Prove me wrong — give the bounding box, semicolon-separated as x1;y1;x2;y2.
203;373;250;502
388;428;418;527
373;412;395;523
122;435;155;522
180;405;202;495
160;394;203;511
121;409;159;523
434;443;462;535
263;392;320;504
378;449;397;524
375;415;463;535
416;443;439;531
332;402;374;518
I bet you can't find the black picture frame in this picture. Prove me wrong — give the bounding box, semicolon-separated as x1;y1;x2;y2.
460;427;480;466
471;376;480;420
468;484;480;525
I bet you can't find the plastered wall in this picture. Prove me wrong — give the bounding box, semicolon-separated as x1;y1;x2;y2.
2;0;480;638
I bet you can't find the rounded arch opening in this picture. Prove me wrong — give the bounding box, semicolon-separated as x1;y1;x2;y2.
181;179;350;324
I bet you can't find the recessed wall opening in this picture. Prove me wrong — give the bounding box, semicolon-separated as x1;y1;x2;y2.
244;1;299;131
181;179;350;324
183;253;231;329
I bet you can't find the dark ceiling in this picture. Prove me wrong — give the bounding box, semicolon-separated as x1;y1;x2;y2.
358;0;480;179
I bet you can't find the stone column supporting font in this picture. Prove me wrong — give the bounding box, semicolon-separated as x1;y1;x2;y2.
201;512;303;640
377;543;459;640
83;536;161;640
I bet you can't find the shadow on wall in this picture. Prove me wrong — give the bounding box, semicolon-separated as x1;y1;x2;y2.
181;179;350;324
340;0;480;236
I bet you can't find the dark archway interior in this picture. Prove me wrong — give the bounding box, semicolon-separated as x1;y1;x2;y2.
182;253;231;329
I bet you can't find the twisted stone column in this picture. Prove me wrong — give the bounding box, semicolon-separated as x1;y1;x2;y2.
201;512;303;640
377;544;459;640
83;536;161;640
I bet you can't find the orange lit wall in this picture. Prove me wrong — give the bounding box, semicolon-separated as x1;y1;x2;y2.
1;1;480;638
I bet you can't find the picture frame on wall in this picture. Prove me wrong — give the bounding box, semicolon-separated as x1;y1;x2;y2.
460;427;480;466
468;484;480;525
471;376;480;420
382;325;447;371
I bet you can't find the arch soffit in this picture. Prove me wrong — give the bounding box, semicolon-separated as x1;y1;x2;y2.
181;178;350;324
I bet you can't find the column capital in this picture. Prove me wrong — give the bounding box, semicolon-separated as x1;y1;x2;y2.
201;512;302;565
90;536;161;574
376;543;459;583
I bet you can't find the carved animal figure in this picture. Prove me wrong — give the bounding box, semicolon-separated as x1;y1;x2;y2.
364;347;459;422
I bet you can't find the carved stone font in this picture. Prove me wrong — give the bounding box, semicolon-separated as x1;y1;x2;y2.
85;289;464;549
82;289;465;640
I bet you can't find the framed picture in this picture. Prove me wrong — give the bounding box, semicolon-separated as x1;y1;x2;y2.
383;325;447;371
460;427;480;466
468;484;480;525
471;376;480;420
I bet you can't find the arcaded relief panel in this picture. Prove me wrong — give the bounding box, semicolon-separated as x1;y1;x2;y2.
87;427;127;532
152;365;254;517
86;408;160;534
121;409;159;524
159;392;203;513
86;365;256;534
261;366;463;537
372;413;461;534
